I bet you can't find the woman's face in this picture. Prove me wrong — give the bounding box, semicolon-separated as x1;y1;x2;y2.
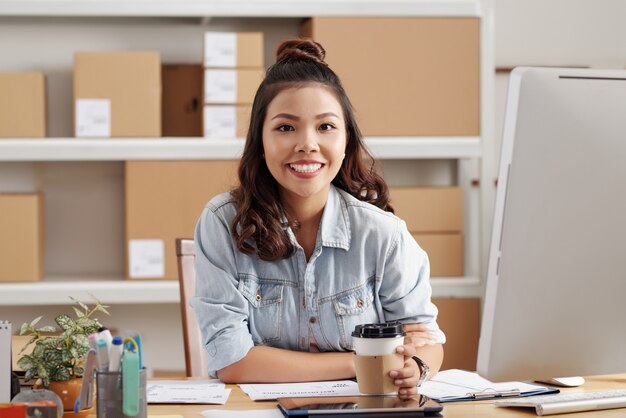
262;84;347;206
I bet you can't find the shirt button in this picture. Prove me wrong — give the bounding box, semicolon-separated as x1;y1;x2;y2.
256;293;261;301
309;317;317;324
356;298;364;308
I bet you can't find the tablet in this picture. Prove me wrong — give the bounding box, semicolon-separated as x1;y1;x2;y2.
277;395;443;417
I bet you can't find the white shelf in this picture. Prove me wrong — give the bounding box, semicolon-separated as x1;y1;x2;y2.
0;137;480;161
0;0;484;18
0;276;480;305
0;278;180;306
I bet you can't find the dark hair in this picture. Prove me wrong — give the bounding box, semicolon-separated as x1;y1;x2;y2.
231;39;392;261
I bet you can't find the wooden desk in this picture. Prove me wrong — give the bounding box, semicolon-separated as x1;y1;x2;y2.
147;374;626;417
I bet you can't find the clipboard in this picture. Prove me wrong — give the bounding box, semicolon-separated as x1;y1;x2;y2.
419;369;560;403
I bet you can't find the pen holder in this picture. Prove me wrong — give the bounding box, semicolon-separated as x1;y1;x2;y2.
96;370;147;418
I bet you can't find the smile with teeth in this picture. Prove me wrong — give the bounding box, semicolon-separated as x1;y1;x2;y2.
289;163;323;173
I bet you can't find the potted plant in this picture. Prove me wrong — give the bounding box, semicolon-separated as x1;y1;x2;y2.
17;296;109;413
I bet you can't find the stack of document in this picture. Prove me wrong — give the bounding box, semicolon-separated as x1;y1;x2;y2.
239;380;360;401
147;380;231;404
419;369;559;402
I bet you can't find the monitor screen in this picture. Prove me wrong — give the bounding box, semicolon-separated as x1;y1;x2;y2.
477;67;626;382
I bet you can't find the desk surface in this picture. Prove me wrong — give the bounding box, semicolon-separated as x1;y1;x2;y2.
147;374;626;417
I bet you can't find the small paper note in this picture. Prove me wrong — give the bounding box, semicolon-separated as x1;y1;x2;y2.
147;380;230;404
128;239;164;279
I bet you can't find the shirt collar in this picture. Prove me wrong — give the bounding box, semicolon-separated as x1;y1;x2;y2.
318;185;351;250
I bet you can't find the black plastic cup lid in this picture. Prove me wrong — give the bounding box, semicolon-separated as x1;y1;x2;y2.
352;322;406;338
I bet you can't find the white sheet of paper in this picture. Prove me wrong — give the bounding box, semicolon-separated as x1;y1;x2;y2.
239;380;360;401
128;239;164;279
147;380;231;404
201;409;283;418
419;369;551;401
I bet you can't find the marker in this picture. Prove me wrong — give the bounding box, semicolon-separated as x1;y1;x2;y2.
122;337;141;417
95;338;109;372
108;336;123;372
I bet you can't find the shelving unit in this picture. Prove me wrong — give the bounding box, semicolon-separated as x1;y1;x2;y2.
0;0;495;306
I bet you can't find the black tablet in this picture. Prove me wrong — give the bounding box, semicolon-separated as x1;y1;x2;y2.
277;394;443;417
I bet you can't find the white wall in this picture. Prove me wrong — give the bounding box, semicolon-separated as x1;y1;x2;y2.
493;0;626;167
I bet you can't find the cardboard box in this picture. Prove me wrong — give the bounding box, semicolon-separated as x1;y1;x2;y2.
0;194;44;282
204;68;264;105
390;187;463;232
74;51;161;137
125;160;239;280
412;233;463;277
432;298;480;370
162;64;203;137
204;32;264;68
0;72;46;138
203;104;251;138
301;17;479;136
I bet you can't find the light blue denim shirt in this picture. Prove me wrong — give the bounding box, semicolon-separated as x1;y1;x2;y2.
192;185;445;377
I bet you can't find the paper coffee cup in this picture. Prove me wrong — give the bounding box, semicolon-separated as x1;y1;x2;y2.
352;322;406;395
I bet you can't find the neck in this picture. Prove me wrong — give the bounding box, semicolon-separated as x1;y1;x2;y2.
281;188;329;231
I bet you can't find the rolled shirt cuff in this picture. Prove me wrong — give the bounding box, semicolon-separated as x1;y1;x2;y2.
206;325;255;378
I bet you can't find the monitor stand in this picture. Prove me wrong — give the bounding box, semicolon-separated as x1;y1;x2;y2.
535;377;586;387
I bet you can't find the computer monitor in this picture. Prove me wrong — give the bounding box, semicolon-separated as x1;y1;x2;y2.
477;67;626;383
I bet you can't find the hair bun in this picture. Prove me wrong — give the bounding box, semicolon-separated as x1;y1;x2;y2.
275;39;326;65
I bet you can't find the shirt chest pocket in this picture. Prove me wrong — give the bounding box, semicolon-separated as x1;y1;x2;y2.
238;275;284;344
332;279;379;350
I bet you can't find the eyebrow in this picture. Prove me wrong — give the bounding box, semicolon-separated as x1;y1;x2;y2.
271;112;341;121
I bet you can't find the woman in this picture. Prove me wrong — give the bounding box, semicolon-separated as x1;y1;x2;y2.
193;39;444;395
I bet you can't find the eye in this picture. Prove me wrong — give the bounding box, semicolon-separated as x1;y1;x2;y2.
319;123;336;132
276;124;294;132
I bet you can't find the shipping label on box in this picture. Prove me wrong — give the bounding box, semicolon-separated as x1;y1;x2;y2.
204;105;236;138
204;32;264;68
128;239;165;279
75;98;111;137
204;68;263;104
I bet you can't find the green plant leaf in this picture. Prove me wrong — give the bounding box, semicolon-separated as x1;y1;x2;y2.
36;326;56;333
19;322;30;336
75;366;85;377
17;355;35;371
73;306;85;318
30;316;43;328
18;336;39;355
52;367;71;382
37;364;50;388
55;314;75;332
96;304;111;316
24;368;37;383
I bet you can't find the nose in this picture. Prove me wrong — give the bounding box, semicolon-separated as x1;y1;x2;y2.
294;128;320;153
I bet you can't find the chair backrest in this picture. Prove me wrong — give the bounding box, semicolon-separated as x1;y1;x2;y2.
175;238;208;378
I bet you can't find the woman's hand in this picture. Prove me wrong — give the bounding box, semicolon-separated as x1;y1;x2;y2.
389;344;421;395
403;323;437;348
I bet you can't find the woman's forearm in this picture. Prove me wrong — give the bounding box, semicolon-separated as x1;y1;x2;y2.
217;346;357;383
414;344;444;378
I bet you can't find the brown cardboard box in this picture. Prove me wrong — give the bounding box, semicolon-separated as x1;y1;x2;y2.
125;160;239;280
74;51;161;137
204;32;264;68
390;187;463;232
432;298;480;370
0;193;44;282
413;233;463;277
301;18;479;136
162;64;203;137
0;72;46;138
204;68;264;105
203;104;251;138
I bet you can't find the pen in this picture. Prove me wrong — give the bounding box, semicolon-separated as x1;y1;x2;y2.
95;338;109;372
109;336;123;372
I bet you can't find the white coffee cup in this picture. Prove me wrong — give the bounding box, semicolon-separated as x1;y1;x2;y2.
352;322;406;394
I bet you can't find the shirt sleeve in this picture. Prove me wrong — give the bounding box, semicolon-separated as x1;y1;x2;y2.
378;220;446;344
191;203;254;377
